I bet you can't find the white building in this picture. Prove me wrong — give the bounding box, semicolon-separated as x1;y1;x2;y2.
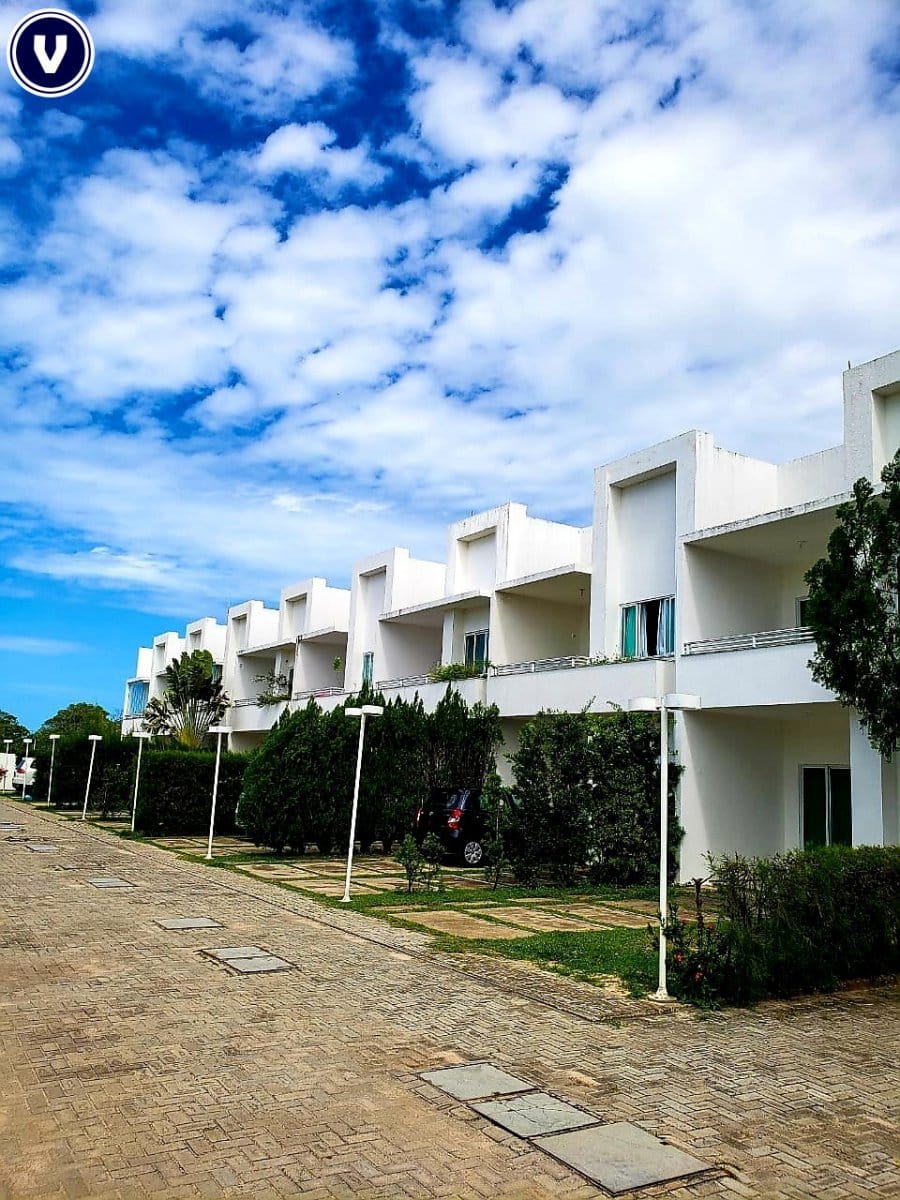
121;351;900;877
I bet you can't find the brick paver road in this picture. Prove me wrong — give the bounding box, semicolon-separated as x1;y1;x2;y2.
1;800;898;1200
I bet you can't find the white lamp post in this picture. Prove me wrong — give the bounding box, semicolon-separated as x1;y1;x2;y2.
340;705;384;903
21;737;33;800
81;734;103;820
129;732;152;833
3;739;11;790
206;725;230;861
628;692;701;1000
47;734;60;807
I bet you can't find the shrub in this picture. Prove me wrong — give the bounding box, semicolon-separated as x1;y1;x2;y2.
668;846;900;1005
506;708;681;886
134;748;247;836
428;662;487;682
238;687;501;855
32;732;137;816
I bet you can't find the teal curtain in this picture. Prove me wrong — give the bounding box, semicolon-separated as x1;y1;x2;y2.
622;605;636;658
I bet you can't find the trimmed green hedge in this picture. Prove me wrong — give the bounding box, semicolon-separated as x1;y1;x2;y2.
668;845;900;1005
134;749;248;836
31;733;137;816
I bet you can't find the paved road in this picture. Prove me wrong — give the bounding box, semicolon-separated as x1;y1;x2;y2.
1;800;898;1199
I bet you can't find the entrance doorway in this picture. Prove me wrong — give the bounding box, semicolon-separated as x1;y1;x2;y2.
801;766;851;847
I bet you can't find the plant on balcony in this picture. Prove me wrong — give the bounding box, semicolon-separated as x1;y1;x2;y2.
805;449;900;756
427;661;489;682
143;650;229;750
253;670;292;707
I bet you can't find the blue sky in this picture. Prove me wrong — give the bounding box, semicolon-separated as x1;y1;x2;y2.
1;0;899;732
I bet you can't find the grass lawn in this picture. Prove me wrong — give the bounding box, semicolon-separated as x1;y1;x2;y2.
432;926;657;997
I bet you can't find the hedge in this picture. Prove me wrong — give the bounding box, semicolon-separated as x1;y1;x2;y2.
668;844;900;1005
31;733;137;816
134;749;247;836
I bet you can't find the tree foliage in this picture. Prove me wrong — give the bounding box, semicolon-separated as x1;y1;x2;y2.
0;709;30;746
805;451;900;756
238;686;501;854
506;708;683;886
143;650;229;749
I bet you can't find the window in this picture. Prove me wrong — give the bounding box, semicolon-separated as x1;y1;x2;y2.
126;681;149;716
361;651;374;686
464;629;489;668
210;663;222;684
802;766;851;848
621;596;675;658
796;596;810;627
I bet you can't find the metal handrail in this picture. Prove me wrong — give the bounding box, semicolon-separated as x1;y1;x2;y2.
375;673;433;690
683;627;814;656
291;686;347;701
491;655;595;676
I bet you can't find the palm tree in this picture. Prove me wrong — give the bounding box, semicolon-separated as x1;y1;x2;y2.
143;651;229;749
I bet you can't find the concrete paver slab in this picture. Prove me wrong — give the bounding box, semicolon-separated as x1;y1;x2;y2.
478;905;603;932
225;955;293;974
86;877;134;888
472;1091;601;1138
421;1063;534;1101
203;945;268;960
534;1122;709;1193
25;843;58;852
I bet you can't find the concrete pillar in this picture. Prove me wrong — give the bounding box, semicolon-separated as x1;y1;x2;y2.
850;713;884;846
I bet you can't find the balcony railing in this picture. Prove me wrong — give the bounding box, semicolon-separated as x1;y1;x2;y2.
291;686;347;701
232;697;260;708
375;673;433;690
491;655;595;676
683;627;814;656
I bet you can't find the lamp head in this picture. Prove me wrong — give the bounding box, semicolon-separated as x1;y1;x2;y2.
208;725;230;735
87;734;103;741
361;705;384;716
663;693;702;711
49;734;60;741
628;696;660;713
345;707;363;717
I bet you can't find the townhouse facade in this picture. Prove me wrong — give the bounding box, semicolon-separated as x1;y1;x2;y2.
122;351;900;878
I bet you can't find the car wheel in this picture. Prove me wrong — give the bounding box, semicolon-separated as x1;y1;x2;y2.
461;838;484;867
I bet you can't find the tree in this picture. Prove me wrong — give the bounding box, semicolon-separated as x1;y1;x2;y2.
143;650;229;749
805;451;900;757
0;710;30;746
36;702;113;740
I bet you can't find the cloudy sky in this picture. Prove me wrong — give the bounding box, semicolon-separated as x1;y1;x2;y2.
1;0;899;730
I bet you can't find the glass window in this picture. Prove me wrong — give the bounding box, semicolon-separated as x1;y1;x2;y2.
464;629;489;667
127;681;148;716
802;765;852;848
796;596;810;626
621;597;675;658
361;651;374;686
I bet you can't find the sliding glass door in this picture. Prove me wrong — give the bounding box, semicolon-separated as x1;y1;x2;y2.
801;766;851;848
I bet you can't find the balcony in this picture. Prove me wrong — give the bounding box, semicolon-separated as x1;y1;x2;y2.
488;656;675;718
683;627;814;655
492;655;594;676
678;629;831;708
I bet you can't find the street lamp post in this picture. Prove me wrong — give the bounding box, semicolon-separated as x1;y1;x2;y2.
21;737;33;800
206;725;231;861
341;705;384;903
130;732;152;833
628;692;701;1001
82;735;103;820
47;734;60;807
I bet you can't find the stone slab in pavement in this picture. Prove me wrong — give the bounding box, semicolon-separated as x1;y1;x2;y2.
534;1121;710;1194
155;917;222;930
421;1062;534;1101
472;1091;601;1138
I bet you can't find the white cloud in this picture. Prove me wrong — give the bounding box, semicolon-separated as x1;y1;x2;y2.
0;636;86;655
254;122;386;189
3;0;900;623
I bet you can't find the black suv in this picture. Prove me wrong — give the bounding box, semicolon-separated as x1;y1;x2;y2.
413;788;485;866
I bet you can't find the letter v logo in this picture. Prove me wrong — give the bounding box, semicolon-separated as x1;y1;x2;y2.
34;34;67;73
